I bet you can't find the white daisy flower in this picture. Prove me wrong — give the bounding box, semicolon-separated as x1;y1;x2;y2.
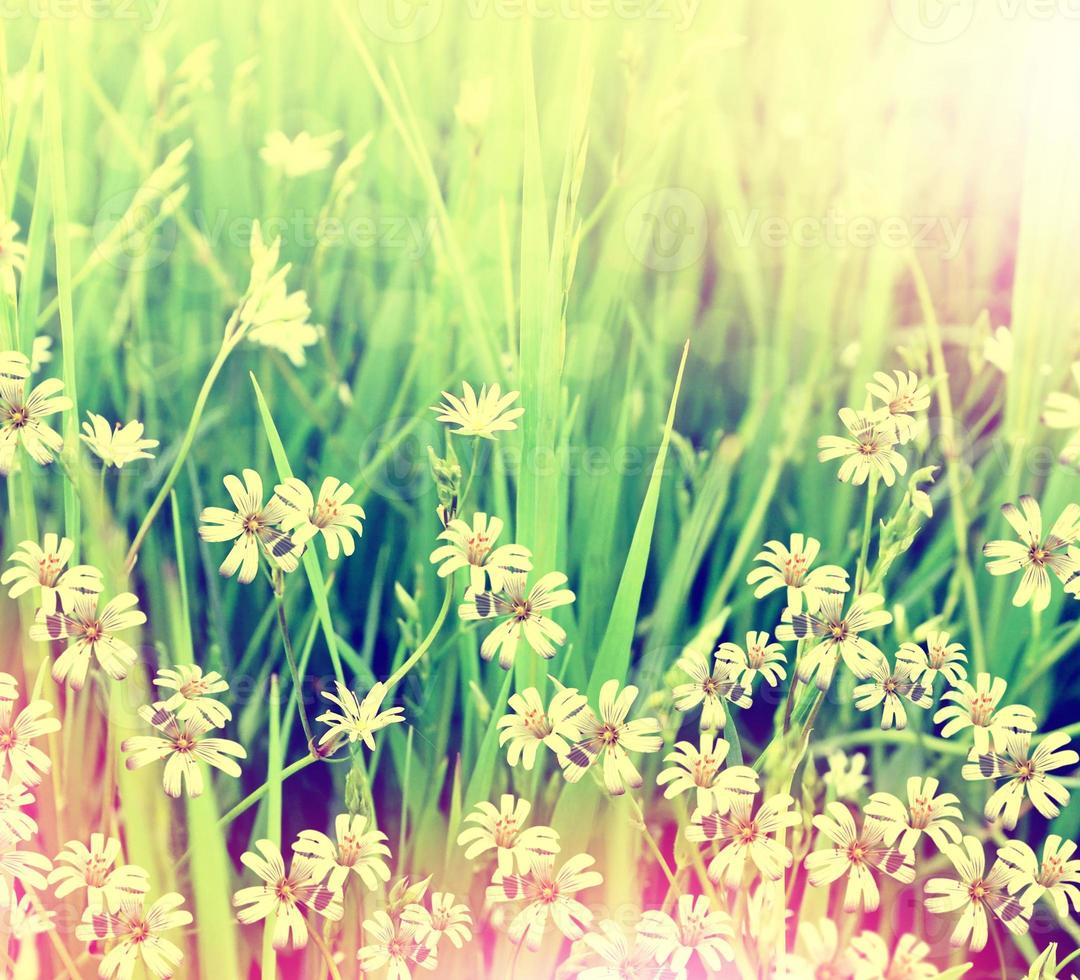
0;776;37;842
76;892;192;979
273;476;365;560
822;751;868;801
567;919;680;980
998;835;1080;919
852;652;932;730
686;791;800;887
983;326;1013;374
79;412;159;468
292;813;391;892
849;931;938;980
776;591;891;692
457;795;559;877
933;673;1036;754
316;680;404;753
745;533;849;614
121;704;245;798
982;496;1080;611
234;223;320;366
962;730;1078;829
817;407;907;487
560;680;663;796
637;894;734;974
655;732;759;814
6;892;55;941
496;686;587;770
0;833;51;906
48;834;150;914
865;370;930;444
430;512;532;593
1;533;103;614
260;130;341;178
0;220;28;278
459;571;575;670
486;853;602;951
432;382;523;439
0;350;72;474
804;802;915;912
357;910;437;977
30;335;51;373
0;700;60;787
30;592;146;691
671;648;751;731
895;630;968;687
714;631;787;688
865;776;963;853
774;919;852;979
152;664;231;727
199;468;301;583
402;892;473;949
1043;362;1080;469
233;839;343;950
926;835;1031;952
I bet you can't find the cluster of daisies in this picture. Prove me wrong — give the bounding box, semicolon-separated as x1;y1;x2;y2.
1;341;1078;978
0;673;193;978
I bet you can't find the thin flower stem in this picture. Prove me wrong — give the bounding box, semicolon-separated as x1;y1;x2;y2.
384;578;454;692
989;918;1009;980
124;330;236;572
457;436;482;510
1058;946;1080;972
308;926;343;980
272;570;316;752
907;249;987;673
177;754;322;867
508;938;525;980
626;794;679;891
854;473;878;595
781;639;805;733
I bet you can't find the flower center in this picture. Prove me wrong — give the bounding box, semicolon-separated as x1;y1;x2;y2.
1029;544;1049;565
492;815;519;849
466;533;492;564
969;693;995;727
313;498;340;528
846;842;866;865
0;729;14;750
736;821;759;845
522;707;552;740
600;724;620;746
7;406;28;428
512;601;531;622
909;796;932;828
783;553;807;586
968;880;988;902
37;553;63;586
242;514;262;534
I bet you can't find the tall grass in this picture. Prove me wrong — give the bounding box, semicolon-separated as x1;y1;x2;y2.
1;2;1078;977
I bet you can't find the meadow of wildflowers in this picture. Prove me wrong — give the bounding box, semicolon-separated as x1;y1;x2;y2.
0;2;1079;978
